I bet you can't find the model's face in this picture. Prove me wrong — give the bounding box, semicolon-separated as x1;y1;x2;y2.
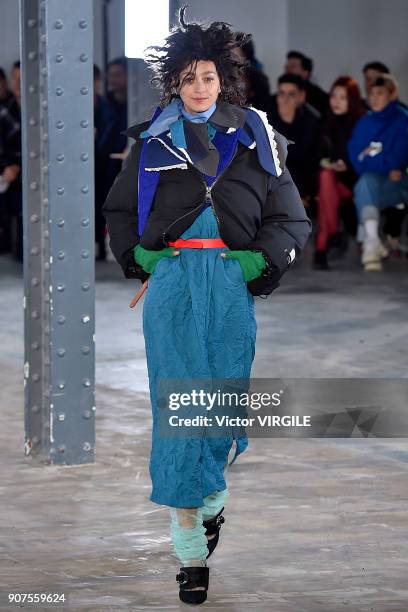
369;86;392;112
330;86;348;115
178;60;221;114
277;83;305;113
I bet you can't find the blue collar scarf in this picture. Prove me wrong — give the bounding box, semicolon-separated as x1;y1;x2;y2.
140;97;217;148
180;101;217;123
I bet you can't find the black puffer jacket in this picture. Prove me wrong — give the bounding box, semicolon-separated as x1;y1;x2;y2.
102;108;312;296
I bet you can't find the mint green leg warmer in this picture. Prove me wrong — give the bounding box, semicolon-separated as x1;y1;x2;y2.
169;507;208;567
201;488;229;521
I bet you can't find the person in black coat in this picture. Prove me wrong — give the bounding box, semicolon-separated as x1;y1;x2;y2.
103;93;312;296
267;73;321;205
285;50;329;116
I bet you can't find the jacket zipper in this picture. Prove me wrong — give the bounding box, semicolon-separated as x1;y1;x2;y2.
190;145;240;235
162;201;205;246
162;144;239;244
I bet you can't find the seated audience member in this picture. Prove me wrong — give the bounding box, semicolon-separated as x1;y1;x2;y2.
235;33;271;112
0;61;22;259
98;58;129;196
362;61;407;110
348;74;408;271
267;73;321;205
285;50;329;115
314;76;366;269
0;68;13;108
94;64;115;261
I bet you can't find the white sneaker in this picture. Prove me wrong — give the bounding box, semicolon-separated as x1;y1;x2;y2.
362;238;384;271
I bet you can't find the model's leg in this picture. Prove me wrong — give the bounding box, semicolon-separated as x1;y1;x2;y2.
170;506;211;604
170;507;208;573
202;488;229;521
202;488;229;541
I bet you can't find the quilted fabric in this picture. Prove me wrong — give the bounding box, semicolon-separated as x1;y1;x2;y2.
143;206;256;507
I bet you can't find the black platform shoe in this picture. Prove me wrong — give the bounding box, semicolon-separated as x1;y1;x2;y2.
203;507;225;559
176;566;209;604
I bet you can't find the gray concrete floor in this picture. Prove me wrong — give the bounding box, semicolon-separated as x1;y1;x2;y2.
1;243;408;611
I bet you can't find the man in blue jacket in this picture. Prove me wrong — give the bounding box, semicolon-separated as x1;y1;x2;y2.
348;74;408;271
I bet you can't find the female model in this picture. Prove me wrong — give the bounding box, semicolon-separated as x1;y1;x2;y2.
102;7;311;604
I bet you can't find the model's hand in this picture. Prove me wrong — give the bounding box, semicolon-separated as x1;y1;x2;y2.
134;244;179;274
221;250;266;282
389;169;402;182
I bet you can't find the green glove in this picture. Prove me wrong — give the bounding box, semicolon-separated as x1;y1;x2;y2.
133;244;179;274
222;250;267;282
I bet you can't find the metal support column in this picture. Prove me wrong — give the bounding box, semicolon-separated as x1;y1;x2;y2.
20;0;95;465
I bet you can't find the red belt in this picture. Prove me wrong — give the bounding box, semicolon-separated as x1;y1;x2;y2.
168;238;227;249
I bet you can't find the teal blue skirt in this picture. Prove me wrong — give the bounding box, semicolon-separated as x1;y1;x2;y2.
143;206;257;507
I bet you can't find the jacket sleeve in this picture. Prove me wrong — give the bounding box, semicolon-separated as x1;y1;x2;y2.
101;141;149;282
246;166;312;296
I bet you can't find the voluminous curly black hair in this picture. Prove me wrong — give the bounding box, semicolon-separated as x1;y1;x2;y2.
144;5;252;107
